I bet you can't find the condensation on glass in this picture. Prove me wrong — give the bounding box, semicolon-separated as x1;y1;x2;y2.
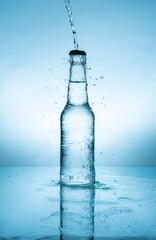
60;50;95;186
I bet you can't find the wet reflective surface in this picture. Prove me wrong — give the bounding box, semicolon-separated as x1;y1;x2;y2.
0;167;156;239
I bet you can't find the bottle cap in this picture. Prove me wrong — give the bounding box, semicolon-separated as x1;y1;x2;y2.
69;50;86;56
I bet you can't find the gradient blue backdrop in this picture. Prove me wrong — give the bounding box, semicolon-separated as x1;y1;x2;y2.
0;0;156;166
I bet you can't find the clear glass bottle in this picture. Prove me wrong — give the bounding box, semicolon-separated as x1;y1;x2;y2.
60;50;95;186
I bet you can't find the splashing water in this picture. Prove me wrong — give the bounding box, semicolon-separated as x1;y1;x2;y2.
64;0;79;49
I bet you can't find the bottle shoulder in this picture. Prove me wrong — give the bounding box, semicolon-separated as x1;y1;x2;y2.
61;102;94;120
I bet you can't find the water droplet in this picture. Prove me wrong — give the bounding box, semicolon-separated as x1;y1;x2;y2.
36;187;43;191
138;204;142;207
83;206;87;211
69;175;73;180
118;197;131;201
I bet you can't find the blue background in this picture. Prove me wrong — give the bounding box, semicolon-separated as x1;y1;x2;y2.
0;0;156;166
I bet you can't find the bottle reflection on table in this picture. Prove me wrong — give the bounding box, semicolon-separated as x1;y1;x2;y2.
60;185;95;239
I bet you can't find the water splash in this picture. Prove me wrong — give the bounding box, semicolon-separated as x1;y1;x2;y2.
64;0;79;49
44;179;112;190
39;212;60;228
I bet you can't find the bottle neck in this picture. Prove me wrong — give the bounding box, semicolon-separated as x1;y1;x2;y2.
67;59;88;106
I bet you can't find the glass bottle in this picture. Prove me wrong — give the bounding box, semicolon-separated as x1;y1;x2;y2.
60;50;95;186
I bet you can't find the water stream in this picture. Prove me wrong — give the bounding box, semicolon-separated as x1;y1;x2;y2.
64;0;79;49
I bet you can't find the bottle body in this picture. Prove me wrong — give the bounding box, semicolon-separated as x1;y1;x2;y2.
61;103;95;186
60;50;95;186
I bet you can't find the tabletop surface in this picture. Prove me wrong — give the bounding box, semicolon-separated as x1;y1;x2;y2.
0;166;156;240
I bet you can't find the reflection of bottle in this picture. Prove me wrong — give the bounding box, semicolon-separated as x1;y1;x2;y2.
60;185;95;239
60;50;95;186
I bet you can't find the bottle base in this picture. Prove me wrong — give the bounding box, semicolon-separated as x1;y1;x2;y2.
60;174;95;188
